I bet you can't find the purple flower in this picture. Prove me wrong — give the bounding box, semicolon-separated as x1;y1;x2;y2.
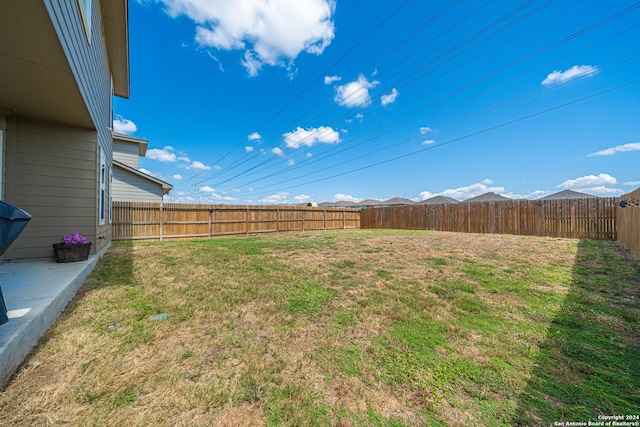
61;231;88;245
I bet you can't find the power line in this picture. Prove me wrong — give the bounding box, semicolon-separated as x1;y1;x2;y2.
208;1;639;192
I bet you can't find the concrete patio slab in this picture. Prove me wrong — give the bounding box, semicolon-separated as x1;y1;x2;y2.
0;254;100;389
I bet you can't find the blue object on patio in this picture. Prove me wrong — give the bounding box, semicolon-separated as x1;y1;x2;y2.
0;201;32;325
0;287;7;325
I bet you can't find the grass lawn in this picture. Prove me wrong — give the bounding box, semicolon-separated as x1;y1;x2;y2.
1;230;639;426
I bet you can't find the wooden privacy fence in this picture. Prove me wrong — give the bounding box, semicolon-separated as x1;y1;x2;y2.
112;202;360;241
361;198;618;240
617;188;640;258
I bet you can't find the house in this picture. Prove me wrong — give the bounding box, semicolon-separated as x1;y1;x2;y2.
537;190;598;200
112;133;172;202
0;0;129;260
418;195;459;205
463;192;511;203
381;197;416;206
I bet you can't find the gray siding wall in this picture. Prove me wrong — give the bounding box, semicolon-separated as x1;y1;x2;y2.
44;0;114;255
4;118;97;259
45;0;113;251
113;168;164;203
4;0;116;258
113;140;140;169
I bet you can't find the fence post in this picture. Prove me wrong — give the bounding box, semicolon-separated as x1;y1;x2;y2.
208;207;213;238
324;209;327;230
302;209;306;232
159;202;163;242
343;209;346;230
246;206;250;236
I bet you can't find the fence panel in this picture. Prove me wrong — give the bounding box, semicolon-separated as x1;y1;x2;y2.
113;202;360;241
360;198;618;240
617;188;640;258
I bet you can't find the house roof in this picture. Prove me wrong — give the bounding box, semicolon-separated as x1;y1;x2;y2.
113;132;148;156
113;160;173;194
537;190;598;200
463;192;511;203
355;199;381;206
382;197;416;205
418;196;460;204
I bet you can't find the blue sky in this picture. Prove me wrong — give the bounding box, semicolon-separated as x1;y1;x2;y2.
114;0;640;204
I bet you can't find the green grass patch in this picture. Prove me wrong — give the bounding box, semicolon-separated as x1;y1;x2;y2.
283;280;335;315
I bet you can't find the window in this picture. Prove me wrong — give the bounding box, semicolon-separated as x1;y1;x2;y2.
99;148;106;225
78;0;92;39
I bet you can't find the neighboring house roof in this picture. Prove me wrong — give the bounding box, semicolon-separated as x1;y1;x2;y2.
113;132;148;156
113;160;173;194
464;192;511;203
355;199;382;207
419;196;460;204
382;197;416;205
537;190;599;200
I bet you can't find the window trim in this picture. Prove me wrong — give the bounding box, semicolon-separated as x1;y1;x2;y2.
99;148;106;225
77;0;92;41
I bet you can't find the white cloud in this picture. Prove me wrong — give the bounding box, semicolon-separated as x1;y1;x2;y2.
159;0;336;76
419;191;435;200
422;139;435;145
324;75;341;84
294;194;311;202
420;127;433;134
624;181;640;186
355;113;364;120
248;132;262;141
259;192;289;204
306;152;313;158
173;174;183;180
283;126;340;148
501;190;549;199
242;51;263;77
541;65;597;86
200;185;217;193
334;193;362;202
147;146;178;162
113;115;137;135
245;146;255;152
557;173;617;189
272;147;284;156
381;88;399;106
334;74;379;108
439;179;505;200
587;142;640;157
288;159;295;166
178;155;191;163
200;186;223;200
582;186;623;196
189;160;211;171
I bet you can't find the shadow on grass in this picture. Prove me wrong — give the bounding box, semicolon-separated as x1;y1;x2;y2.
513;239;640;426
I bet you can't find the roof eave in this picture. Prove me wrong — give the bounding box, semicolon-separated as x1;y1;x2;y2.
102;0;130;99
113;160;174;192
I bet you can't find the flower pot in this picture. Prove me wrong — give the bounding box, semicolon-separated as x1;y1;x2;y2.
52;242;91;263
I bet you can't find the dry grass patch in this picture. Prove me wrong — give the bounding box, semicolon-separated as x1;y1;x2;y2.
1;230;638;426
